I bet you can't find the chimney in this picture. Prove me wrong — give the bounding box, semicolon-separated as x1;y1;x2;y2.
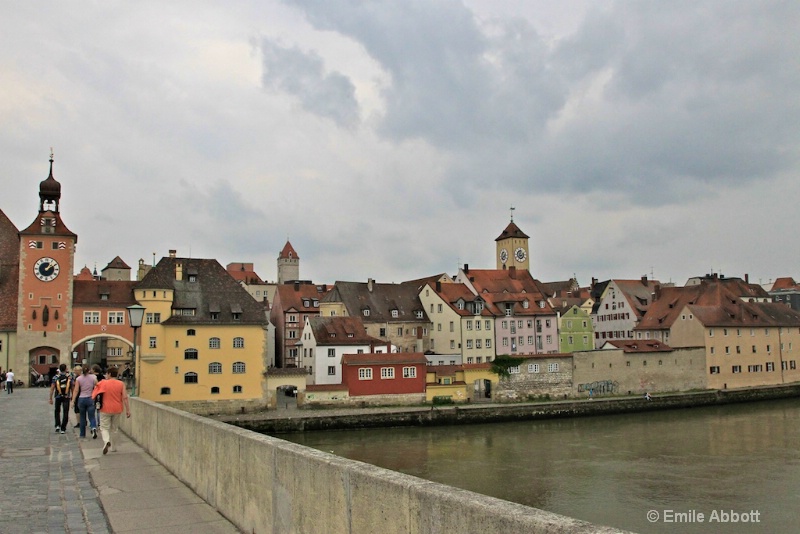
654;284;662;300
744;273;749;284
641;275;648;286
169;249;177;259
509;266;517;279
464;264;469;274
435;280;442;292
175;262;183;281
294;281;299;292
368;278;374;292
591;277;597;288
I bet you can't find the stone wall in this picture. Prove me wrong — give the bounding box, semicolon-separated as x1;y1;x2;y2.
120;398;623;534
303;391;425;408
160;397;268;416
227;383;800;434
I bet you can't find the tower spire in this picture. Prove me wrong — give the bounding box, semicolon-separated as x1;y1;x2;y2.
510;205;515;222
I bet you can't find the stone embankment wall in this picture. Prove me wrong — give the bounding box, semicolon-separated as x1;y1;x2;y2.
120;398;627;534
227;383;800;434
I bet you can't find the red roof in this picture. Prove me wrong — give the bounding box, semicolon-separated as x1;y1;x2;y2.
279;241;299;260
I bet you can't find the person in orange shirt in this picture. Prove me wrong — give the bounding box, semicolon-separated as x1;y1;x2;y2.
91;367;131;454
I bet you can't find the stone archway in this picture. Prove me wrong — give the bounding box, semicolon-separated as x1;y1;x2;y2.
29;346;60;387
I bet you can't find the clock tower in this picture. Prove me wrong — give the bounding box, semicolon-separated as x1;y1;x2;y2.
16;154;77;374
495;213;530;271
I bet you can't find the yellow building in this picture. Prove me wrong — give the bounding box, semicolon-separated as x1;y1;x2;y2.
135;252;269;414
636;275;800;390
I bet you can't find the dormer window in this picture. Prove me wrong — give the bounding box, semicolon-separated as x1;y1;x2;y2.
303;299;310;307
415;311;423;319
363;309;370;317
522;300;529;309
391;310;399;318
188;274;197;283
232;312;241;321
210;312;219;320
538;300;545;308
313;299;319;307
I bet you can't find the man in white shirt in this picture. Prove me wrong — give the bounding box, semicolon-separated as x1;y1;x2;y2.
6;369;14;393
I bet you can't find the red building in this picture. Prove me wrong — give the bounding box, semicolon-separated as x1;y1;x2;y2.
341;352;427;396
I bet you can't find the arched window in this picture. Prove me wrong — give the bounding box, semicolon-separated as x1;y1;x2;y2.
209;337;220;349
184;372;198;384
233;385;242;393
210;387;220;394
184;348;198;360
232;361;246;374
233;337;244;348
208;362;222;374
160;387;171;395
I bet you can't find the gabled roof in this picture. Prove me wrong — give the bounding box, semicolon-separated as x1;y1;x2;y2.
307;316;383;346
549;298;588;315
431;282;493;317
73;280;137;307
341;352;428;366
102;256;131;271
495;221;529;241
771;277;798;291
272;283;329;314
322;280;428;322
459;268;554;316
638;277;787;330
136;256;267;325
226;262;265;285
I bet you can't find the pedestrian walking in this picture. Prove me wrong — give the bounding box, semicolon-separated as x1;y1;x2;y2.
70;365;83;428
71;365;98;439
92;367;130;454
6;369;14;393
49;364;72;434
92;364;105;428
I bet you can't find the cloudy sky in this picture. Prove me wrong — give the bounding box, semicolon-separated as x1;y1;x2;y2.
2;1;798;288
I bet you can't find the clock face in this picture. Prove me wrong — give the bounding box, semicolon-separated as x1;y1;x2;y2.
514;247;527;262
499;248;508;264
34;257;60;282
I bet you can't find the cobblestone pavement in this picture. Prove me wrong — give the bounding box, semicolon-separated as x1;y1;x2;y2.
0;386;110;534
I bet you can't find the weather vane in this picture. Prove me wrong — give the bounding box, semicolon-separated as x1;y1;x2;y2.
510;206;515;222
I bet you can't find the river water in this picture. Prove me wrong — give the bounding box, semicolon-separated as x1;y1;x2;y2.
280;398;800;533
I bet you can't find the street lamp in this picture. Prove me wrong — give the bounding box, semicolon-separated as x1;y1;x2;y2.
127;304;145;397
85;339;95;365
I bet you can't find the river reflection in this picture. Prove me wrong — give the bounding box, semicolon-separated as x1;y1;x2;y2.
280;398;800;533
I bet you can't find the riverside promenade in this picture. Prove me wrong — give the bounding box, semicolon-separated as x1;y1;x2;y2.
0;387;241;534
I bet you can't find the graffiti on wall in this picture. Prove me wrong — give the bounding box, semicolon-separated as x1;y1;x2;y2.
577;380;619;395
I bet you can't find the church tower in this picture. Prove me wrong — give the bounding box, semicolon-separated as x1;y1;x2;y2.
277;241;299;284
16;153;77;372
495;211;530;271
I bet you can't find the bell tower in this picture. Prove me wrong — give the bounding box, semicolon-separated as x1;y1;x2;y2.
277;240;299;284
495;208;530;271
16;152;77;373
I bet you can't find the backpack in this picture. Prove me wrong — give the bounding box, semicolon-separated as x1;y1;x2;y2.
54;373;71;398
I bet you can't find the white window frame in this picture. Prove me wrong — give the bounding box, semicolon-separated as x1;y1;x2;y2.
381;367;395;379
358;368;373;380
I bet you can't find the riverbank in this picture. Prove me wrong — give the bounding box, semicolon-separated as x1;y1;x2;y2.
214;382;800;434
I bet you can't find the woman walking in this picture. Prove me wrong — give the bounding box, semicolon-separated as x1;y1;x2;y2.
71;365;98;439
92;367;130;454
